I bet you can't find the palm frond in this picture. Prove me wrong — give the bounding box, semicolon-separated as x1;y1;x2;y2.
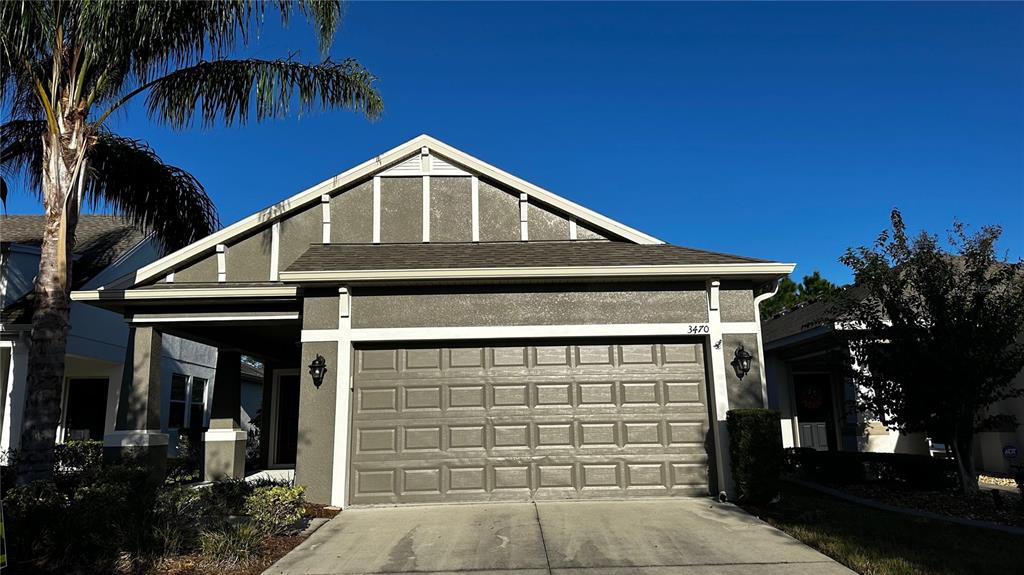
0;119;47;198
277;1;344;57
145;57;382;129
85;132;219;252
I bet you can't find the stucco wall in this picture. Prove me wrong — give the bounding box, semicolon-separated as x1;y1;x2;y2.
351;283;709;328
380;177;422;243
295;341;337;504
723;333;764;409
331;181;374;243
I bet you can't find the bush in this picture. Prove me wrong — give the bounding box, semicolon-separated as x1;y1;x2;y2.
3;463;157;573
152;484;208;555
243;484;306;536
786;448;958;489
200;478;253;518
53;439;103;472
166;434;200;484
199;524;265;565
726;408;783;503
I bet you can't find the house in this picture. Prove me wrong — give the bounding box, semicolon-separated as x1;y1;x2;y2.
0;216;218;456
71;135;795;506
763;295;1024;474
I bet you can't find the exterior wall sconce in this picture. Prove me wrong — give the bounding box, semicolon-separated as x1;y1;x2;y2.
308;354;328;388
731;345;753;379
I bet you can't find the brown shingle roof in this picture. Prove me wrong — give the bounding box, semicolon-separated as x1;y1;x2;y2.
2;215;148;324
285;241;772;273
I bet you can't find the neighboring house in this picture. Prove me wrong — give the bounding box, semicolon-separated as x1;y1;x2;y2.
72;135;795;506
763;296;1024;474
0;215;218;457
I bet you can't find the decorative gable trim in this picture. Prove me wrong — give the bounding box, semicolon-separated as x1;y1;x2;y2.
127;135;663;287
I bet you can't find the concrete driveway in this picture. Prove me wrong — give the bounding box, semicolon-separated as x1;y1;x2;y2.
266;499;853;575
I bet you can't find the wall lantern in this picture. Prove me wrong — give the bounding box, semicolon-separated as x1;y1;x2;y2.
308;354;328;388
731;345;753;379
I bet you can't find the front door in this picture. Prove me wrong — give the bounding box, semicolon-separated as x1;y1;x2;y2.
793;373;835;451
275;374;300;466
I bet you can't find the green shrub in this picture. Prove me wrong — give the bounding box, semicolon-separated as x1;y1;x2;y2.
199;524;265;565
727;408;783;503
2;463;157;573
53;439;103;472
786;448;958;489
152;484;208;554
166;434;201;484
200;478;252;517
243;484;306;536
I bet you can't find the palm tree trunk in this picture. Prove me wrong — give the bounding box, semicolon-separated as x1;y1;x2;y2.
15;130;82;484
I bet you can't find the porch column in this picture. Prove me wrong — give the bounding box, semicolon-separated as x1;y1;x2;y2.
204;349;247;481
104;326;168;480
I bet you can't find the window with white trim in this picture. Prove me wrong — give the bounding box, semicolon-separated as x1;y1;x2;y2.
168;373;208;430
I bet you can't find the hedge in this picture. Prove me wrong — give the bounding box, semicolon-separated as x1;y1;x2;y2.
726;408;783;503
785;448;958;489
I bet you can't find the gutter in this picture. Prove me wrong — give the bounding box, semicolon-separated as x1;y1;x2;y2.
753;278;783;406
279;262;797;283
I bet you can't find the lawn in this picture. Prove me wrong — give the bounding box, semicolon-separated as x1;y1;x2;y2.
742;482;1024;575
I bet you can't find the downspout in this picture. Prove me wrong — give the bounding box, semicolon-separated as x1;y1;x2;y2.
752;278;782;409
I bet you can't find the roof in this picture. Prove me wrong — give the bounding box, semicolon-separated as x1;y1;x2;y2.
240;361;264;381
280;242;792;282
3;215;147;324
2;215;147;279
762;285;867;344
761;298;834;343
125;134;666;288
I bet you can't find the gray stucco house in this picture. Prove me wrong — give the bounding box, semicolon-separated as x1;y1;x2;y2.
73;135;794;506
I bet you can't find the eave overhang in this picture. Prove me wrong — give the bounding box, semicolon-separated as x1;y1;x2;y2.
279;262;796;283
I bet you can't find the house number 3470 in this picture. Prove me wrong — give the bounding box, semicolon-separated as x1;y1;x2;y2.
687;325;710;334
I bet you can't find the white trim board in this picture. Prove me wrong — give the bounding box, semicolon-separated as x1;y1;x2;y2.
281;263;796;283
303;323;714;343
130;313;300;324
125;134;666;288
71;286;298;301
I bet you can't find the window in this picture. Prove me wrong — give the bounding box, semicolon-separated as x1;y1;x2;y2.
168;373;208;430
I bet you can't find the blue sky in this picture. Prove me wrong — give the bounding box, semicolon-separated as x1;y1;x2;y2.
7;2;1023;283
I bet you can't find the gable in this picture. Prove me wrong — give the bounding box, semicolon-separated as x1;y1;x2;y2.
137;135;662;287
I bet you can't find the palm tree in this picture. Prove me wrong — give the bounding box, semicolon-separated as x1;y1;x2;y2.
1;1;383;483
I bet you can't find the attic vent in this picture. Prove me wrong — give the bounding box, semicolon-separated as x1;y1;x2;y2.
429;156;470;176
379;154;470;177
381;155;422;176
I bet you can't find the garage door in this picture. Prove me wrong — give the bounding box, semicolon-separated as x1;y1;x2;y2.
349;340;710;505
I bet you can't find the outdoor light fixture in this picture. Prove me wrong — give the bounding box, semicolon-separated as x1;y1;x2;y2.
308;354;328;388
731;345;753;379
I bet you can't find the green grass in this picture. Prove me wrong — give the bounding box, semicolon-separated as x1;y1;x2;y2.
743;483;1024;575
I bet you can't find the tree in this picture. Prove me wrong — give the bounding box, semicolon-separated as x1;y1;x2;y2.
759;271;839;318
1;1;383;483
835;209;1024;494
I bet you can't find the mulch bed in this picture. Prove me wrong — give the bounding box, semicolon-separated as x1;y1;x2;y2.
150;507;339;575
826;482;1024;528
151;535;306;575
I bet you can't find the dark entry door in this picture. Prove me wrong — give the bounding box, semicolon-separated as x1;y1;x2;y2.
275;374;300;465
793;373;835;451
64;378;109;441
